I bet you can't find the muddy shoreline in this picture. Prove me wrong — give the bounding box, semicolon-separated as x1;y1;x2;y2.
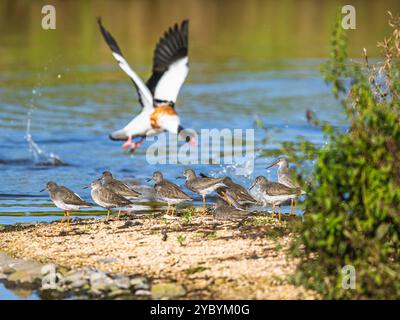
0;212;317;299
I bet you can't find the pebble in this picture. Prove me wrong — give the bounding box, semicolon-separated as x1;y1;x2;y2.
151;282;186;299
0;252;152;299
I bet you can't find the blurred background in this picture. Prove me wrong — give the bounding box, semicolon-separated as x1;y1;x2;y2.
0;0;399;224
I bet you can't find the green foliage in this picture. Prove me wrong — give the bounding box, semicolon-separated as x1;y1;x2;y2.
176;234;187;246
286;12;400;299
180;208;194;224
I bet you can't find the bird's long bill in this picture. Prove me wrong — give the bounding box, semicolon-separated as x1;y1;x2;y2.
249;182;256;190
83;185;90;189
146;178;152;182
265;159;279;170
176;175;184;179
39;188;46;192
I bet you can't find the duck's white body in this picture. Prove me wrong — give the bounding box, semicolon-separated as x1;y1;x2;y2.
98;19;192;151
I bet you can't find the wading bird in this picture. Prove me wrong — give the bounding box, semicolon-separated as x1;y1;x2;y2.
98;18;195;152
266;157;304;215
41;182;91;226
178;169;226;214
200;173;258;209
149;171;192;216
250;176;301;220
85;180;132;220
99;171;141;200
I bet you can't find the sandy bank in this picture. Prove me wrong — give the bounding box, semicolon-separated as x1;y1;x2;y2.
0;212;317;299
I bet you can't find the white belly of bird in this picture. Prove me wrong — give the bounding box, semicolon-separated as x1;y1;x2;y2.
52;198;81;211
262;194;297;205
199;183;226;195
162;197;187;205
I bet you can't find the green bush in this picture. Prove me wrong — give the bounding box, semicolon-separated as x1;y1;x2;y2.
286;12;400;299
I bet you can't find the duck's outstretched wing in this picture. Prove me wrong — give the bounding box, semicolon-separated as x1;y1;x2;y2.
147;20;189;107
98;18;153;111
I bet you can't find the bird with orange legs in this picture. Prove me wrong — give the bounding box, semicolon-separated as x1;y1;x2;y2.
178;169;226;214
41;181;91;226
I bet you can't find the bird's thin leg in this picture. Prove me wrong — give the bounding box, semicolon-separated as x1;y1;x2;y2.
61;211;66;224
294;199;297;216
289;199;293;216
278;205;281;221
122;136;133;150
202;195;206;214
166;204;170;216
107;209;111;220
67;211;70;227
118;209;121;220
130;137;145;153
272;203;276;218
222;192;232;206
171;205;175;217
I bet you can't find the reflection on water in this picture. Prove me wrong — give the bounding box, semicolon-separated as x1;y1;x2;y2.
0;283;39;300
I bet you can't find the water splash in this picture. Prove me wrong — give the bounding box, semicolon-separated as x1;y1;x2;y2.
206;159;254;182
25;118;64;166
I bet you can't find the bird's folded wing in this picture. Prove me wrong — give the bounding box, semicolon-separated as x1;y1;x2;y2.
59;187;90;206
158;181;191;200
268;183;297;196
97;18;153;110
147;20;189;106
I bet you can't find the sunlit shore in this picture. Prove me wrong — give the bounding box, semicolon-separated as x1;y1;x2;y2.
0;212;317;299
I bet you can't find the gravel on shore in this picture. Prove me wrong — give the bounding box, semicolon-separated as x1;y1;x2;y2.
0;212;317;299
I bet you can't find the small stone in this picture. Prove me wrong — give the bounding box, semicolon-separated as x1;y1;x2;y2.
1;266;16;275
108;289;131;298
63;270;86;284
97;257;117;264
118;221;142;229
89;271;114;293
69;278;88;289
129;276;148;289
8;270;40;285
135;289;151;296
151;282;186;299
113;275;131;289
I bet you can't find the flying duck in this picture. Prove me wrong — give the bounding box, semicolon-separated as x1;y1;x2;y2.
98;18;195;152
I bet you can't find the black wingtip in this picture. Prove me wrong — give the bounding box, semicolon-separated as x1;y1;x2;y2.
181;19;189;30
97;17;123;56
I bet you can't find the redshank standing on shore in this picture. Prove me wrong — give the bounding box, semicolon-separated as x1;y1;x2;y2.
250;176;302;220
99;171;141;200
85;180;132;220
149;171;192;216
41;181;91;226
178;169;226;214
266;158;304;216
200;173;258;209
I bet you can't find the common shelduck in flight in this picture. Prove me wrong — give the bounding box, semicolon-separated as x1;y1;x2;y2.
98;18;195;152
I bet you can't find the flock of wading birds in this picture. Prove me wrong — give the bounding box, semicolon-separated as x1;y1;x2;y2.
41;158;306;225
